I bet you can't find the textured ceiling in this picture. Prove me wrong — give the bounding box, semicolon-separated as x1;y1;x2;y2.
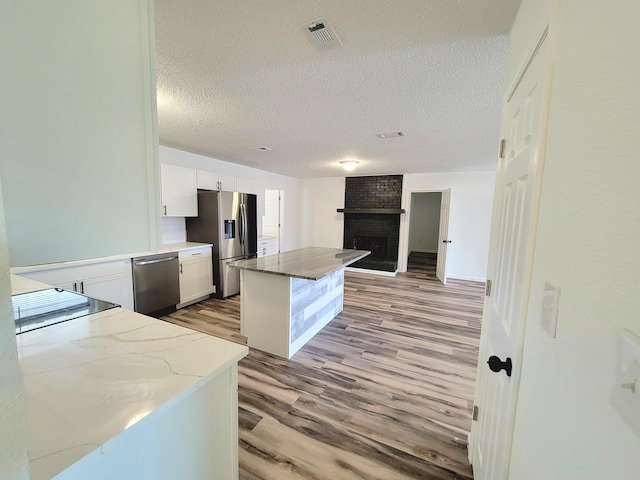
154;0;521;178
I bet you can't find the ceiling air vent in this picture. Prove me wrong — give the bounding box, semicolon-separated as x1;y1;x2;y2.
303;18;342;50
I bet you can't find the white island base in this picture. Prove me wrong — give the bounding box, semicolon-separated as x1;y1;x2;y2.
234;247;370;359
240;268;345;359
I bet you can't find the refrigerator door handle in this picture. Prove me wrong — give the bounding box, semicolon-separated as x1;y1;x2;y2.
243;203;248;246
239;203;248;255
238;203;244;249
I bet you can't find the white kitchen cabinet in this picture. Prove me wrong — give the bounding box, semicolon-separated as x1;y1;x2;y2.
161;164;198;217
17;259;134;310
257;237;278;258
235;176;256;194
196;170;237;192
217;173;236;192
196;170;219;190
178;246;214;307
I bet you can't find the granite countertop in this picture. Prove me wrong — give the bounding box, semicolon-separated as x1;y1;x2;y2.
11;275;248;480
229;246;370;280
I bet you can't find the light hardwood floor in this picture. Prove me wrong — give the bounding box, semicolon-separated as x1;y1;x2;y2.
162;254;484;479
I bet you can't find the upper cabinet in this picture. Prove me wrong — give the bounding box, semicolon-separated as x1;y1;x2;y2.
196;170;218;190
217;173;237;192
161;164;197;217
160;166;256;217
235;176;256;194
196;170;236;192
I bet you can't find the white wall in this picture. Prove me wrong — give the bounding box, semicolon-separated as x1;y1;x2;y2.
0;180;30;479
297;178;345;248
159;146;299;251
0;2;158;476
0;0;160;267
297;174;494;281
408;192;441;253
402;172;495;281
507;1;640;478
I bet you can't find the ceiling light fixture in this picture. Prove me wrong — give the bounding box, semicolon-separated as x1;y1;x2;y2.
377;131;406;139
339;160;359;171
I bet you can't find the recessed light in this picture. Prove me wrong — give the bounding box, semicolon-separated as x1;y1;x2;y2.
377;131;406;139
249;146;272;151
339;160;359;170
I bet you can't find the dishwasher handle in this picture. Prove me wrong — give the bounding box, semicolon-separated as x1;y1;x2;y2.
134;255;178;266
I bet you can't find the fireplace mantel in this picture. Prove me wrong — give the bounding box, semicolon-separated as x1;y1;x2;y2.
337;208;405;214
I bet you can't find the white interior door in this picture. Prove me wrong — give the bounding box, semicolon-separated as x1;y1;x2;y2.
263;189;281;250
435;188;451;284
470;32;549;480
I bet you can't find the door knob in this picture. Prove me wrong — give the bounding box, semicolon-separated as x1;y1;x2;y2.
487;355;512;377
442;240;452;243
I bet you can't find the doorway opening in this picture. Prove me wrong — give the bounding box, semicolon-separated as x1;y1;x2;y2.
407;191;442;278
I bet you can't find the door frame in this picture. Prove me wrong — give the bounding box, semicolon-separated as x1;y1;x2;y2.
469;23;554;475
398;188;450;274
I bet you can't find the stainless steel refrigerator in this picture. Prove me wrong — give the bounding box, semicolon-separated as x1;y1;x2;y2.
186;191;257;298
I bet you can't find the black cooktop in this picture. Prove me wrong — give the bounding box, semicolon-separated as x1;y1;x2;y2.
13;288;119;334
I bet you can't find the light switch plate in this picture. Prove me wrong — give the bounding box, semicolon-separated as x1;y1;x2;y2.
611;328;640;437
541;281;560;338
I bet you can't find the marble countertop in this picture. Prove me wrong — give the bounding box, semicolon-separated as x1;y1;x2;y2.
157;241;212;254
229;246;370;280
10;242;212;274
11;275;247;480
10;274;51;295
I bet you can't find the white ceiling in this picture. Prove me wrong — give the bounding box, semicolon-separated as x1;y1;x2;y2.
154;0;521;179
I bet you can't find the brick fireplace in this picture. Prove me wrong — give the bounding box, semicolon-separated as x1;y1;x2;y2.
338;175;404;272
352;235;388;257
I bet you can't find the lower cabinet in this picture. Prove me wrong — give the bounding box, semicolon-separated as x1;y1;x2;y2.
178;247;214;307
17;259;134;310
54;364;241;480
257;237;278;258
14;246;214;313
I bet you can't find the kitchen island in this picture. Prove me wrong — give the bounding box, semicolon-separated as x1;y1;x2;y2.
11;275;248;480
230;247;369;359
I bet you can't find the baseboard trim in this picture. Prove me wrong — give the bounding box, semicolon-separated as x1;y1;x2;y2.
447;276;487;283
345;267;397;277
176;294;211;310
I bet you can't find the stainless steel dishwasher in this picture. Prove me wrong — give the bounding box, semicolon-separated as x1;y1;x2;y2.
132;253;180;315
